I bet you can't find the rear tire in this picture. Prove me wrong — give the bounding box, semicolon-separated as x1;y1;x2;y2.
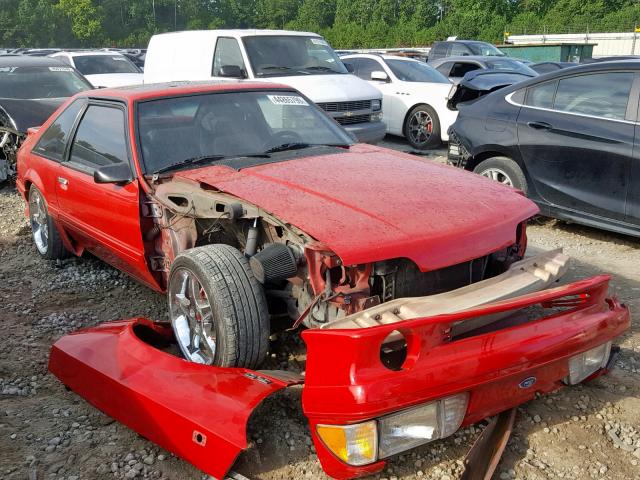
168;244;269;368
473;156;528;194
404;104;441;150
28;185;69;260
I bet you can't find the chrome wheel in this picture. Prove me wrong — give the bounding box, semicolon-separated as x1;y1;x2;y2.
479;167;513;186
168;268;216;364
407;110;433;145
29;189;49;255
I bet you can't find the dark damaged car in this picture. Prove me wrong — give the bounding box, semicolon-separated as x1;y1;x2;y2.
16;82;629;479
448;60;640;237
0;56;92;181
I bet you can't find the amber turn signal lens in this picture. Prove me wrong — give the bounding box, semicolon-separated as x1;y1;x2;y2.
316;421;378;466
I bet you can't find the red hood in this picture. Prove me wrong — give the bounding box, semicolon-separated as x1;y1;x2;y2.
175;145;538;271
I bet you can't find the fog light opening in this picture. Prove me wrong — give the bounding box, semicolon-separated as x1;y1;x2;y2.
380;330;407;371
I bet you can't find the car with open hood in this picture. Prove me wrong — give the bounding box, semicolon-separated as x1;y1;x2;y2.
17;82;629;480
0;56;92;181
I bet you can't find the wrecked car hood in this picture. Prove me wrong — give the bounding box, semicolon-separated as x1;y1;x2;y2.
175;145;538;272
447;70;535;110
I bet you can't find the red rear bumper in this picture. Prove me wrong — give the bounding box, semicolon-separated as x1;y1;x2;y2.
49;276;629;480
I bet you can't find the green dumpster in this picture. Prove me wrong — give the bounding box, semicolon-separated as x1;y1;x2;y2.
497;43;595;63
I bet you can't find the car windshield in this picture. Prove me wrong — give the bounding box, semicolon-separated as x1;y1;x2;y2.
0;65;91;99
243;35;348;77
137;90;353;174
468;42;505;57
73;55;140;75
486;59;537;75
385;59;450;83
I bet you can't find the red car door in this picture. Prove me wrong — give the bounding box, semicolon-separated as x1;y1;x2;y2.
54;101;156;288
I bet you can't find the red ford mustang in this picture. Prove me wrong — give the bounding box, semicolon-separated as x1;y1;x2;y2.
16;82;629;479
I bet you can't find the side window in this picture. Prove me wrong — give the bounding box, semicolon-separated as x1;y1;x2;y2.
431;43;447;57
212;37;246;77
33;99;84;162
525;81;558;108
449;62;480;78
450;43;471;56
69;105;128;170
553;72;634;120
355;58;383;80
435;62;453;76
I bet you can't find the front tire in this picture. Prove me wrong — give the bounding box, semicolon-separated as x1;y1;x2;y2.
168;244;269;368
28;185;69;260
473;156;528;194
404;105;441;150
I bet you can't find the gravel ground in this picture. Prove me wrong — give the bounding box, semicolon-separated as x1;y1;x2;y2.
0;146;638;480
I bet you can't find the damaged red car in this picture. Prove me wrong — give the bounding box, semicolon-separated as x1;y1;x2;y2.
16;82;629;480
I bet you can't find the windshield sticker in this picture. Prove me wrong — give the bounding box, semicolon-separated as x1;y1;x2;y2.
267;95;309;106
0;67;17;73
49;67;74;72
112;57;127;61
310;38;329;46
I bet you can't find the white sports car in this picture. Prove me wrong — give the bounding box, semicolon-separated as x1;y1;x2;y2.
342;54;458;149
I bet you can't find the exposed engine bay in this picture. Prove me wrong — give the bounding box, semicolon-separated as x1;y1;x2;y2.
147;177;527;330
0;111;23;182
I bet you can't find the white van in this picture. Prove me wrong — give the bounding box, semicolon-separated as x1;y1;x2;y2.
144;30;386;143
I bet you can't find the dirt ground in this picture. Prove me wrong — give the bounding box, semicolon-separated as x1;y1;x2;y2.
1;154;639;480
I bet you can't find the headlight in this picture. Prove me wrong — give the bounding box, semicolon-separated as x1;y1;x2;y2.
371;99;382;111
316;421;377;466
378;392;468;459
371;111;384;122
317;393;468;465
565;341;612;385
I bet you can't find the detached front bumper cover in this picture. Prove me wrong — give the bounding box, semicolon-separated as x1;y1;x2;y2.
49;271;629;480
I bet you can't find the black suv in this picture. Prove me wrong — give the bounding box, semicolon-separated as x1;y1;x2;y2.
428;40;506;62
448;60;640;237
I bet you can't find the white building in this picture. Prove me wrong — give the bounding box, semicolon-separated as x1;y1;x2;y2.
507;32;640;57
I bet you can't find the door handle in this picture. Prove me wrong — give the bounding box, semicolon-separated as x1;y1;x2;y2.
57;177;68;187
527;121;552;130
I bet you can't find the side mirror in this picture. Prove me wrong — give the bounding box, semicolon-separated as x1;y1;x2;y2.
94;163;133;185
344;62;355;73
218;65;245;78
371;70;389;82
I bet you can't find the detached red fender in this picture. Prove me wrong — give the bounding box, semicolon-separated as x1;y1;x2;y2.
48;319;298;480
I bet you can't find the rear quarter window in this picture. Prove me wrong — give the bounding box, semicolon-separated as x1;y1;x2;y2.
33;99;85;162
525;81;558;108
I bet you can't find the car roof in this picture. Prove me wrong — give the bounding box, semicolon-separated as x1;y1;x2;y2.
434;55;514;63
344;53;421;62
0;56;67;67
75;80;296;102
52;51;128;58
489;59;640;95
152;29;320;39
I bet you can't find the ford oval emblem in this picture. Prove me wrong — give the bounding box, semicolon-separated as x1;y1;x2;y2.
519;376;537;389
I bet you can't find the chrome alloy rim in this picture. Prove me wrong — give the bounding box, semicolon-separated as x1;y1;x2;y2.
168;268;216;364
29;190;49;255
408;110;433;145
478;167;514;186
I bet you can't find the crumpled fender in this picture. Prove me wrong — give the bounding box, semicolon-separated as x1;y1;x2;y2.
48;318;296;480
